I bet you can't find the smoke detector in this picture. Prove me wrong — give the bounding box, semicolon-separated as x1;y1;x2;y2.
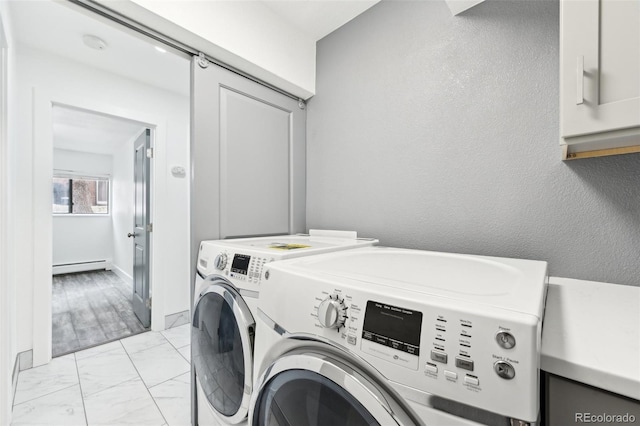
82;35;107;51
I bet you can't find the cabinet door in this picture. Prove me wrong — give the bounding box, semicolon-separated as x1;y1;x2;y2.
561;0;640;139
544;373;640;424
191;57;306;244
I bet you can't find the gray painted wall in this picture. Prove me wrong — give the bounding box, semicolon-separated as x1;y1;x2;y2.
307;0;640;286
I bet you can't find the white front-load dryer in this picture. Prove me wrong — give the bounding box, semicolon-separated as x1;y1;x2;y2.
250;246;548;426
192;231;378;426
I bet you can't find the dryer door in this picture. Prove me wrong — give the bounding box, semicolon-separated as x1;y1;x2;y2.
192;277;255;424
250;349;421;426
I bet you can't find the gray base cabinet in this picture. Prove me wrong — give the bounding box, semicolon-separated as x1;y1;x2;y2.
544;373;640;425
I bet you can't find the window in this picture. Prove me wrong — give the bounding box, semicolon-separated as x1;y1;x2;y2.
52;176;109;214
96;180;108;205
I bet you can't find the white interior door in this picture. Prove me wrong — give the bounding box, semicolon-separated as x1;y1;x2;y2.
132;129;151;327
191;57;306;425
190;57;306;248
219;88;291;238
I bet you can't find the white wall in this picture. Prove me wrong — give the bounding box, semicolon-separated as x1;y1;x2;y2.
14;44;191;364
0;0;16;422
53;148;112;174
52;149;113;266
111;132;136;283
100;0;316;99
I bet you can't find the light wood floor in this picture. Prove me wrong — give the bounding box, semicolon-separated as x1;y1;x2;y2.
52;270;147;357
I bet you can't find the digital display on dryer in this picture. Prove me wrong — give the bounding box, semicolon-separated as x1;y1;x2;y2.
231;254;251;275
362;301;422;356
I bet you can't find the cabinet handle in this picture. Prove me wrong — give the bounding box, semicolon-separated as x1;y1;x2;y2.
576;55;584;105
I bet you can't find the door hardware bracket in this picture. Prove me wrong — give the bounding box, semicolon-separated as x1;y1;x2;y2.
197;52;210;69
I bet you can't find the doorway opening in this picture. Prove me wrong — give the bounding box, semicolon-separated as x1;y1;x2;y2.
51;105;151;357
11;0;191;367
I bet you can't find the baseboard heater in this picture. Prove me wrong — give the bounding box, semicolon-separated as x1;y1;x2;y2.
52;260;112;275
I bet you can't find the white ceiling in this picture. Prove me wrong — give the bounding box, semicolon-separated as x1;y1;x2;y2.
10;0;191;97
11;0;378;156
53;105;145;155
262;0;379;40
10;0;378;98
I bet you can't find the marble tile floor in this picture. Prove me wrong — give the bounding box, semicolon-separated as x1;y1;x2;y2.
12;324;191;426
52;270;148;357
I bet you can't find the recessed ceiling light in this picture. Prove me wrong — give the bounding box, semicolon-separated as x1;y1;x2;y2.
155;46;167;54
83;34;107;51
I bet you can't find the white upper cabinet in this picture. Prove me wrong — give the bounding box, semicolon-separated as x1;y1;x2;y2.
560;0;640;159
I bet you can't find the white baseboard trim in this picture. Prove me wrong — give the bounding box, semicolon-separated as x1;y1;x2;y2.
165;310;190;329
112;265;133;287
11;354;19;405
11;349;32;408
52;260;108;275
18;350;33;371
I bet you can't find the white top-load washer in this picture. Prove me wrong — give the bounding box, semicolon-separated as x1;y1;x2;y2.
192;231;378;426
251;246;548;426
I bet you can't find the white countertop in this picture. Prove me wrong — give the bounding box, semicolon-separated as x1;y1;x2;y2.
541;277;640;400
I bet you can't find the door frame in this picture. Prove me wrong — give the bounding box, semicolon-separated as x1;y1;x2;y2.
32;88;165;366
0;10;13;426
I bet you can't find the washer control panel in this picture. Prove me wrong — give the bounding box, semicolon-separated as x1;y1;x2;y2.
260;249;546;423
360;301;422;370
302;285;540;423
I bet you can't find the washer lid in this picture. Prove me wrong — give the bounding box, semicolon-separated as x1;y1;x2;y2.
268;246;548;317
204;234;376;253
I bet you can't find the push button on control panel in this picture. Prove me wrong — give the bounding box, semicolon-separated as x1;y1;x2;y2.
464;375;479;386
496;331;516;349
425;363;438;374
444;370;457;380
430;350;448;364
494;360;516;380
455;357;474;371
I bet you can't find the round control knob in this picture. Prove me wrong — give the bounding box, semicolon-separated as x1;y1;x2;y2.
496;331;516;349
494;360;516;380
317;295;347;329
214;253;228;270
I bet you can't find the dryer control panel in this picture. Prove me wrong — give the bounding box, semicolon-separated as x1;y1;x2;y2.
198;243;272;292
227;252;269;284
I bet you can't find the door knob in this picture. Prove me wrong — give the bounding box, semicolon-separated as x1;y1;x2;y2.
127;233;136;238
